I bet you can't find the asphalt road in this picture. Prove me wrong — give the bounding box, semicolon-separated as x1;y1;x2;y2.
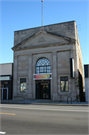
0;104;89;134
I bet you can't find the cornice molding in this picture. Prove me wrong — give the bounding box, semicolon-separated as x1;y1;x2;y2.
12;42;73;51
12;30;76;51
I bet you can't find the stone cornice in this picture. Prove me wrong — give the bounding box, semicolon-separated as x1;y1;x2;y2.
12;41;74;51
12;30;76;51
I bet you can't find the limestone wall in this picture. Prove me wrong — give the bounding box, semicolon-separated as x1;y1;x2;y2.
12;21;81;101
14;21;75;46
13;43;77;101
75;24;84;91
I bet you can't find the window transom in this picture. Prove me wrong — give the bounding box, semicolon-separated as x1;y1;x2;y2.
36;58;50;74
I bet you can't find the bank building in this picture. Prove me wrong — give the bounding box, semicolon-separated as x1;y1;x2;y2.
12;21;84;102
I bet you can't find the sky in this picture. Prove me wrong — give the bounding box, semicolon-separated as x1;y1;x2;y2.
0;0;89;65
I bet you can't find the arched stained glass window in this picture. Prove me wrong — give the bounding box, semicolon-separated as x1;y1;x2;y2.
36;58;50;74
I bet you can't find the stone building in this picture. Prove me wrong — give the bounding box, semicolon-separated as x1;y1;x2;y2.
12;21;84;102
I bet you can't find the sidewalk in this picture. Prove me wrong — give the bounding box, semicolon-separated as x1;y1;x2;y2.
1;100;89;106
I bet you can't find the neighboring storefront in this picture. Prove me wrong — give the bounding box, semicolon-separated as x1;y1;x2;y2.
12;21;84;102
84;65;89;103
0;63;13;100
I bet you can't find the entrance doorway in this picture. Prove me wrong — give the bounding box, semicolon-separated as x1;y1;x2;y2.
36;80;50;99
1;88;8;100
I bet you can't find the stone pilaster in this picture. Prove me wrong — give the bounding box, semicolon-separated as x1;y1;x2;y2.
13;55;18;99
28;54;32;99
69;49;76;99
52;51;57;101
32;55;36;99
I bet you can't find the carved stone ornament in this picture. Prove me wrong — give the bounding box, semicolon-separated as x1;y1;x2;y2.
21;62;25;68
38;37;46;42
61;59;66;66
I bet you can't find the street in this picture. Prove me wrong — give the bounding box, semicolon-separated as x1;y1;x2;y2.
0;104;89;134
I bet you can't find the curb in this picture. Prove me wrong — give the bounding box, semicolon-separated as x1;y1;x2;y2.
30;103;89;106
1;102;88;106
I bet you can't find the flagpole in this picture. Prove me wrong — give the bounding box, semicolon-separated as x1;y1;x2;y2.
41;0;43;26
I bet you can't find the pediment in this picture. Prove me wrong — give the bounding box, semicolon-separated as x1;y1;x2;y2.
12;30;74;50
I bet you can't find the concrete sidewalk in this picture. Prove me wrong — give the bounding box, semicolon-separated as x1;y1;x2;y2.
1;99;89;106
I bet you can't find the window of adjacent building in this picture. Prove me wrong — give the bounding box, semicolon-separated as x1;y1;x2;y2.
4;82;8;88
36;58;50;74
20;78;26;93
0;82;8;88
0;83;3;88
60;76;68;92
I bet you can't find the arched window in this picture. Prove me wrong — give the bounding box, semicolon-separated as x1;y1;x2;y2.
36;58;50;74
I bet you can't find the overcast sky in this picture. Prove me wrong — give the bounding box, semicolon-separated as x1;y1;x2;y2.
0;0;89;65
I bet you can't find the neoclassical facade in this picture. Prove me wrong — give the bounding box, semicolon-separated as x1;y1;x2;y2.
12;21;84;101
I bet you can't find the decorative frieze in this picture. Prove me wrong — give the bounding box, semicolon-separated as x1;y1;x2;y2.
61;59;66;66
21;62;26;68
